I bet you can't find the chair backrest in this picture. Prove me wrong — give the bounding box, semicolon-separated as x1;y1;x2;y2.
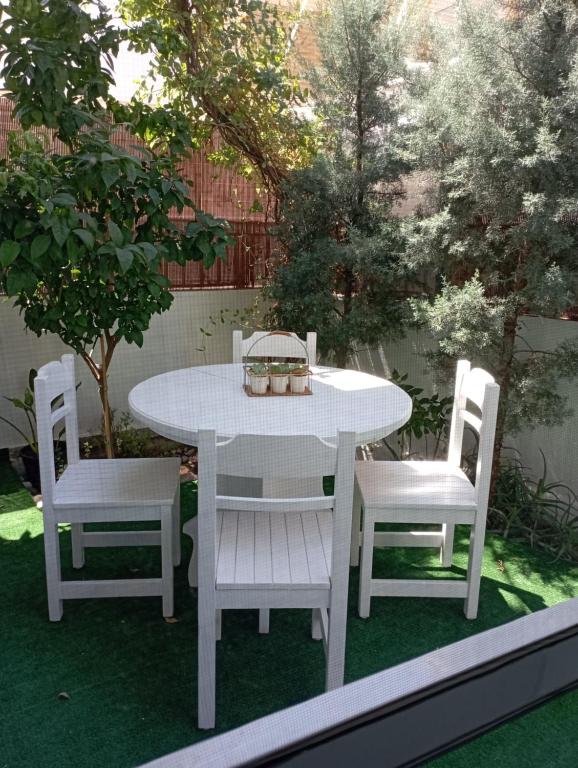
197;429;356;591
447;360;500;509
34;354;80;509
232;330;317;365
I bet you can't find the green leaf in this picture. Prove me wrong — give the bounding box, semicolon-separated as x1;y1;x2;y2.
51;218;70;247
203;251;216;269
14;220;34;239
116;247;134;273
73;229;95;249
186;222;203;237
196;231;212;257
148;188;161;206
51;193;76;207
150;273;170;287
108;221;123;247
214;241;227;260
148;280;161;297
140;242;157;261
6;269;35;294
0;240;21;267
101;164;121;189
30;234;51;260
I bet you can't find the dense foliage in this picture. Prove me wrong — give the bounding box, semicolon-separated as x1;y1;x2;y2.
406;0;578;477
265;0;410;367
0;0;231;456
119;0;318;194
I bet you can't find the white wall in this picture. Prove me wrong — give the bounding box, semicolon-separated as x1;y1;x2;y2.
0;289;259;447
508;316;578;498
351;316;578;497
2;294;577;498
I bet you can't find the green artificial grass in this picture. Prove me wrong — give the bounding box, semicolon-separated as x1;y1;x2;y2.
0;456;577;768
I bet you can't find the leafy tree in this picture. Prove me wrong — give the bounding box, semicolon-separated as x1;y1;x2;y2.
118;0;319;194
265;0;409;367
0;0;232;457
406;0;578;487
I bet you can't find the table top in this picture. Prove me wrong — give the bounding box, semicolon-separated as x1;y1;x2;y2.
128;364;412;446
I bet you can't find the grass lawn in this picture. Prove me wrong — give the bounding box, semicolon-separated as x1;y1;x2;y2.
1;456;577;768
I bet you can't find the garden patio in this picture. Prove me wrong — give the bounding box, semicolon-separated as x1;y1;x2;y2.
1;457;578;768
2;0;578;766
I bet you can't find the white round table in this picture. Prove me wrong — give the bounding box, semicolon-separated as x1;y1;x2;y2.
130;364;412;497
129;364;412;445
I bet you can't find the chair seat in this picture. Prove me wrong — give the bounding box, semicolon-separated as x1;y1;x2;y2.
53;458;181;509
355;460;476;513
215;509;332;590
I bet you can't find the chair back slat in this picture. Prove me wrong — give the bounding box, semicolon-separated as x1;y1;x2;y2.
461;410;482;434
50;404;71;427
217;495;334;514
216;433;337;480
232;330;317;365
34;354;80;507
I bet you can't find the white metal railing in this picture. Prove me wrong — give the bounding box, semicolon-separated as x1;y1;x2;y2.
139;598;578;768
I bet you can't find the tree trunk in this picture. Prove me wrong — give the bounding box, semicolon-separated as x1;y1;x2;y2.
99;335;114;459
355;81;364;216
334;264;356;369
335;348;349;369
80;336;116;459
489;311;519;502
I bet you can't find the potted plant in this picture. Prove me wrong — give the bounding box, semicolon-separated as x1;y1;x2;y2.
289;364;309;394
1;369;70;490
1;369;41;488
269;363;291;394
247;363;270;395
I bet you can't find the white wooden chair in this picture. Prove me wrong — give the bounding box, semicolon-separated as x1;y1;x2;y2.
354;361;500;620
185;328;317;602
196;429;356;729
36;354;181;621
232;330;316;365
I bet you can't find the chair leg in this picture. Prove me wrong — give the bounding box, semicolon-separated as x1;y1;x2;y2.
161;508;174;618
198;605;217;729
325;601;348;691
311;609;322;640
440;523;455;567
464;520;486;620
44;520;63;621
71;523;85;569
258;609;270;634
350;480;362;567
172;490;181;567
358;510;375;619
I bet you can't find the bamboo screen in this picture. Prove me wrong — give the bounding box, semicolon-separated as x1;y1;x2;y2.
0;97;277;290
